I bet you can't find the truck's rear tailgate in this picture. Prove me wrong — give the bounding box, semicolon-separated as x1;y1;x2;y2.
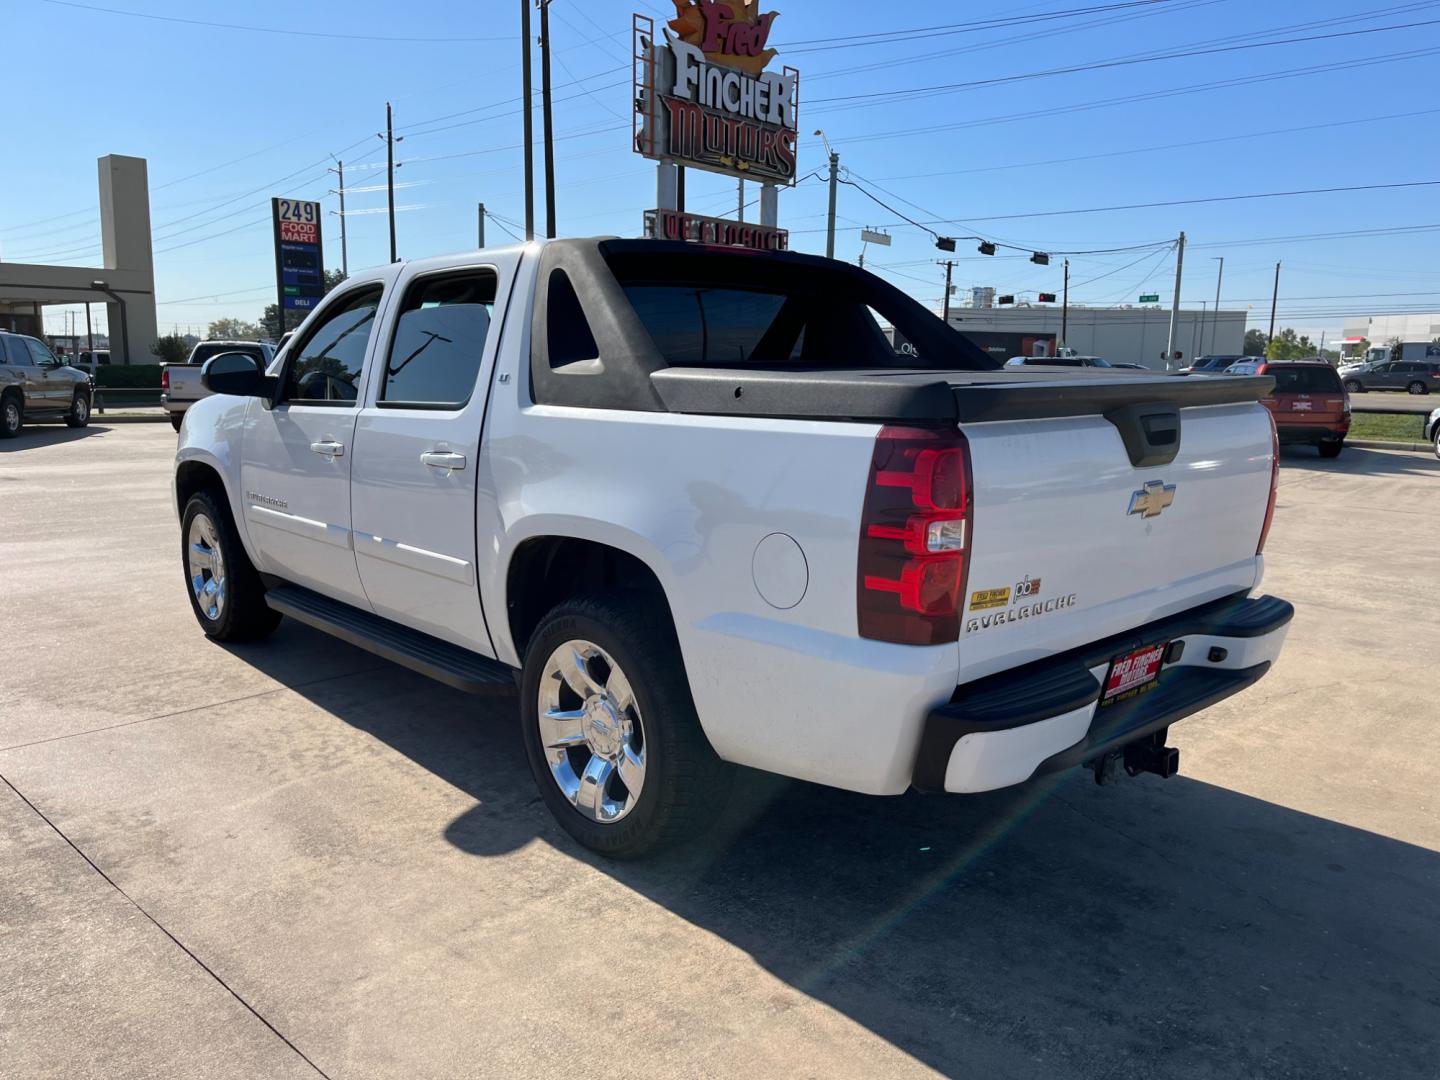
956;400;1272;682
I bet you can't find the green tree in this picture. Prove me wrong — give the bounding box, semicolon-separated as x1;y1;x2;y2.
206;317;262;341
149;333;191;363
1243;328;1267;356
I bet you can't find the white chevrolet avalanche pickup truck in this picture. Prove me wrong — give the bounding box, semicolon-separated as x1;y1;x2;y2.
173;239;1293;857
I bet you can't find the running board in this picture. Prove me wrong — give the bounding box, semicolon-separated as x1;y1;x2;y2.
265;584;515;696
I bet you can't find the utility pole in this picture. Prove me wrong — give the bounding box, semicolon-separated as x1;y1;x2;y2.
941;260;955;323
478;202;487;249
676;167;686;212
1268;261;1281;342
1208;255;1223;355
385;103;397;263
1062;258;1070;347
737;178;745;222
1164;231;1185;370
331;159;349;277
825;148;839;259
521;0;535;240
539;0;557;239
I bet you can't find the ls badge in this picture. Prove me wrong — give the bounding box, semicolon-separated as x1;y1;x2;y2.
1128;480;1176;519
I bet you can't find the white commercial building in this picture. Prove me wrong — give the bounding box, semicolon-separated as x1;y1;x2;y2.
943;304;1246;369
0;155;157;365
1342;313;1440;345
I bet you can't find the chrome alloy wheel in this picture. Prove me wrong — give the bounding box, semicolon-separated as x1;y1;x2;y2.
3;400;19;434
187;513;226;621
74;395;89;423
538;640;647;823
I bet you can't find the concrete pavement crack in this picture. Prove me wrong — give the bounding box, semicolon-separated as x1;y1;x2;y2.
0;668;372;755
0;770;333;1080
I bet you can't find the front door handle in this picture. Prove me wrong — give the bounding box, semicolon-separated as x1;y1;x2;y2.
421;451;467;472
311;440;345;458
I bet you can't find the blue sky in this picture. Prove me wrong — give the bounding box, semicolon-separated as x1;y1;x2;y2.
3;0;1439;344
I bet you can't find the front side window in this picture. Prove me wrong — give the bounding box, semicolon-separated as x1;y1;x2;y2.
24;338;55;365
381;272;495;406
282;287;383;406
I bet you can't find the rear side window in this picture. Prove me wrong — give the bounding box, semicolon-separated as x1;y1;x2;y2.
624;285;804;366
546;270;600;370
1267;366;1342;394
380;271;495;407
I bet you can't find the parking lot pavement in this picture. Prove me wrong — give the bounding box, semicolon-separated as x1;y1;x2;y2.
1348;394;1436;414
2;424;1437;1080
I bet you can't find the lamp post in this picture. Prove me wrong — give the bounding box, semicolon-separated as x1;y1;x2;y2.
1209;256;1224;355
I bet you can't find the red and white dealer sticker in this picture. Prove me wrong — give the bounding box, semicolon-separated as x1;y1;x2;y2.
1102;642;1168;705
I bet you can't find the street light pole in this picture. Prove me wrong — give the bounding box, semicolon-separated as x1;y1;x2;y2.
1268;261;1282;343
521;0;535;240
385;103;397;263
1062;258;1070;347
539;0;557;239
1209;255;1223;355
1164;231;1185;370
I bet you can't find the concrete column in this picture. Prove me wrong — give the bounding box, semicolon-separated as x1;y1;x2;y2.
98;155;157;364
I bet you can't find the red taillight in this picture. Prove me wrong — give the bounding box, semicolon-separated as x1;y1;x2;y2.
1257;410;1279;554
160;368;170;389
858;426;973;645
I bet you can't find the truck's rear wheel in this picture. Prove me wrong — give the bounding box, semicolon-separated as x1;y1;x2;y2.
519;593;732;858
1317;439;1343;459
170;414;183;432
181;490;281;642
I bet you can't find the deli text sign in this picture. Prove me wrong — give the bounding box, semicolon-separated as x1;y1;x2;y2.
271;198;325;320
644;208;789;251
635;2;799;185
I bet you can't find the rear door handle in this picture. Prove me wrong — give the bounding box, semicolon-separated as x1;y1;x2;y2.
421;451;467;472
311;440;345;458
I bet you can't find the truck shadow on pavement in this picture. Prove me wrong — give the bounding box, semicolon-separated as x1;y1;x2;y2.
255;642;1440;1080
0;424;113;451
1282;444;1437;477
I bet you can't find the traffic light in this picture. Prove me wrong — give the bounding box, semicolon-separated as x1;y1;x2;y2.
935;237;957;252
1030;252;1051;266
977;241;997;256
997;294;1016;305
1038;292;1057;303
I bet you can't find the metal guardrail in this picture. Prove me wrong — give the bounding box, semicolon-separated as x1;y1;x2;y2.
93;387;162;410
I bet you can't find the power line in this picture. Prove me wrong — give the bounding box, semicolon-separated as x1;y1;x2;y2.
786;0;1181;50
36;0;512;42
805;16;1440;108
815;44;1440;147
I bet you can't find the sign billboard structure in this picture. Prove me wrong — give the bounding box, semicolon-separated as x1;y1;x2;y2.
644;208;787;251
633;3;800;189
271;198;325;334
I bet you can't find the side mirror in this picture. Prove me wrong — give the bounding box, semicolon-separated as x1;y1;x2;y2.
201;352;275;398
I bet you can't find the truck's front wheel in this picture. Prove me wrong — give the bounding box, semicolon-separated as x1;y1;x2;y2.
180;490;282;642
520;593;732;858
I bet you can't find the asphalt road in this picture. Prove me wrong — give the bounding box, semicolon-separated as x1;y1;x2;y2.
2;423;1437;1080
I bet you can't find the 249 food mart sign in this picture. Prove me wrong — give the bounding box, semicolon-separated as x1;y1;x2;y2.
271;198;325;315
633;1;800;185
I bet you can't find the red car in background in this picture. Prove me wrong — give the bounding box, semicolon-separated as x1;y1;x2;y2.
1227;360;1350;458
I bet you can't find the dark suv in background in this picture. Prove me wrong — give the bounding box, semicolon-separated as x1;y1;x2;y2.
1228;360;1349;458
1340;360;1440;395
0;330;93;438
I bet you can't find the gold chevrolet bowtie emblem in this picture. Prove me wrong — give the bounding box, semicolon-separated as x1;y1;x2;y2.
1128;480;1176;519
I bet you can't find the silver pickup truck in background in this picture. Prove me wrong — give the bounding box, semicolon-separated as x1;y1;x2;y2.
163;340;274;431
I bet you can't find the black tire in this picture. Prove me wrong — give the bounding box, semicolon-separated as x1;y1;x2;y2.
1407;381;1428;396
65;389;91;428
1343;379;1363;393
170;414;183;432
0;392;20;439
519;592;732;858
180;490;282;642
1317;440;1344;459
1433;428;1440;462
